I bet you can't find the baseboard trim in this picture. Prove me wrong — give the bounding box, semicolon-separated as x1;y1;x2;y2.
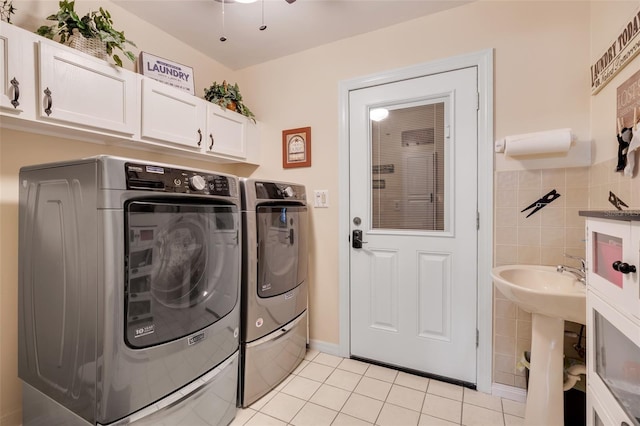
492;382;527;402
308;339;343;357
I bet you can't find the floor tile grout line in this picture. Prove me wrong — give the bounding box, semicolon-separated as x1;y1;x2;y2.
304;370;352;414
246;354;527;426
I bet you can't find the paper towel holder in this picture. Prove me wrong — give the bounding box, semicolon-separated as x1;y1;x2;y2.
494;128;573;155
495;128;590;170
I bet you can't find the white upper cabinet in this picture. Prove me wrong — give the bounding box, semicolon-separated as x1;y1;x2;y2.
140;78;206;150
205;105;248;159
37;41;137;135
0;25;259;164
0;23;34;116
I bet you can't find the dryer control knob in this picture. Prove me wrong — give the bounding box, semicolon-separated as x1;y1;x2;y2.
189;175;206;191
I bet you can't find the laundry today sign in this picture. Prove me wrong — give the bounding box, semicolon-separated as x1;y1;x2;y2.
139;52;195;95
591;4;640;95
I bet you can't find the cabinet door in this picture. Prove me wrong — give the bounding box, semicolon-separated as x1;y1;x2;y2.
0;23;28;114
587;218;640;321
37;41;137;135
205;105;247;159
586;294;639;426
140;78;206;150
586;385;626;426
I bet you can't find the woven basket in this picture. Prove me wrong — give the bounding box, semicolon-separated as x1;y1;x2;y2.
68;30;107;61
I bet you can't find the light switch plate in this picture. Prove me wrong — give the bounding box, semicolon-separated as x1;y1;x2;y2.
314;190;329;208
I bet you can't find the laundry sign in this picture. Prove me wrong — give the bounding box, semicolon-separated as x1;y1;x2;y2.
139;52;195;95
591;4;640;95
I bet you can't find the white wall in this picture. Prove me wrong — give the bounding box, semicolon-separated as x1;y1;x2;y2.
588;4;640;210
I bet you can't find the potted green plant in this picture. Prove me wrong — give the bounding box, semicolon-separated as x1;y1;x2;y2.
36;0;136;67
204;80;256;122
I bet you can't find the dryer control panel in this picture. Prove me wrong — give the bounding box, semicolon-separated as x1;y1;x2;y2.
125;162;234;196
254;181;306;202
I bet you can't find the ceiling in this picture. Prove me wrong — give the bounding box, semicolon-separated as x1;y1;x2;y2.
113;0;470;70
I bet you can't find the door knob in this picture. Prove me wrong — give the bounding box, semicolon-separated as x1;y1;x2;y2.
352;229;367;249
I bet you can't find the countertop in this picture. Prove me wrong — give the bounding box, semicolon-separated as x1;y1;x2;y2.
579;210;640;221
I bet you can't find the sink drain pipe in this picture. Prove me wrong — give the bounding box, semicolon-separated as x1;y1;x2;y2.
563;363;586;391
518;353;586;391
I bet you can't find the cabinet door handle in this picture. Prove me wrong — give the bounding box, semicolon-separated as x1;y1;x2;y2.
209;134;214;150
44;88;52;116
197;129;202;146
612;261;636;274
10;77;19;108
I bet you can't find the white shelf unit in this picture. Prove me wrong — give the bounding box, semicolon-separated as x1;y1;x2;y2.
584;216;640;426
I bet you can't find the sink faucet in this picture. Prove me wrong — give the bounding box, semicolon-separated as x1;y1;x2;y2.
557;253;586;283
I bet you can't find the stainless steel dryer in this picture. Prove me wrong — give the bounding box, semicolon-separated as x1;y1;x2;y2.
239;179;309;407
19;156;241;425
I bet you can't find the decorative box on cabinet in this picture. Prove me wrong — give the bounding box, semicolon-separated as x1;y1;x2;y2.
0;23;35;118
140;78;206;150
37;40;137;135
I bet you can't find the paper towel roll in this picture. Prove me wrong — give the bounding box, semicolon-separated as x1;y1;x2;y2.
503;128;572;156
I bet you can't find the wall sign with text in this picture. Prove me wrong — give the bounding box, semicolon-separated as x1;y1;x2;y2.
138;52;195;95
591;4;640;95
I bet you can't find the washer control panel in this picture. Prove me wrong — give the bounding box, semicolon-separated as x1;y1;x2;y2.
125;162;234;196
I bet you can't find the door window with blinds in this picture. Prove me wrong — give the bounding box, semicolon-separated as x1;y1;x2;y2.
370;100;447;232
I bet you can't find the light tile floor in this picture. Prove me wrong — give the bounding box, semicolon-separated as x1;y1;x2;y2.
231;350;525;426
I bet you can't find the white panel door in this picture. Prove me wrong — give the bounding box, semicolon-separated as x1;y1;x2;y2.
37;41;137;135
349;67;478;383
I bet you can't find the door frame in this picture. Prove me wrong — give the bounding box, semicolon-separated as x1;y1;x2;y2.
337;49;494;393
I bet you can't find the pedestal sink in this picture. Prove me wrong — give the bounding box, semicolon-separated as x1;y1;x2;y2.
491;265;586;426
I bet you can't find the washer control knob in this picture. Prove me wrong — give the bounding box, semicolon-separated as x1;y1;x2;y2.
189;175;206;191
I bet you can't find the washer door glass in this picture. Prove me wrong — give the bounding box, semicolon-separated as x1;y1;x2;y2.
256;205;308;298
124;200;239;348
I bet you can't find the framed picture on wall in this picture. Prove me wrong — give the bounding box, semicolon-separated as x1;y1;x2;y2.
282;127;311;168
